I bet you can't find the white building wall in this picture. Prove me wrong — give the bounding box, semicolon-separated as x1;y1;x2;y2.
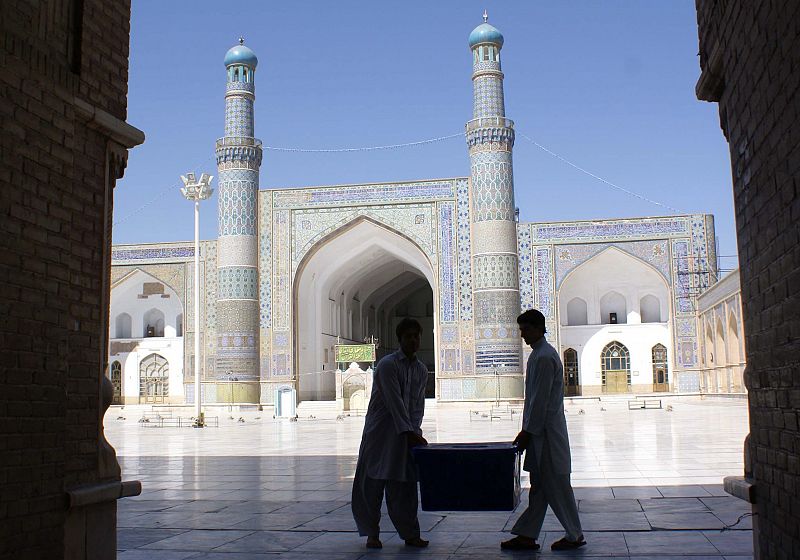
556;247;673;395
560;323;671;395
108;270;185;404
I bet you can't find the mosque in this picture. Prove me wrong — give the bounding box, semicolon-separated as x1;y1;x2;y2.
108;17;718;407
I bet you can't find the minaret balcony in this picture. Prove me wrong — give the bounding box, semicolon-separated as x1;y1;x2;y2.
466;116;514;132
465;117;515;148
215;136;262;149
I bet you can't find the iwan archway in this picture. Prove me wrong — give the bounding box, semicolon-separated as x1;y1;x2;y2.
293;218;438;402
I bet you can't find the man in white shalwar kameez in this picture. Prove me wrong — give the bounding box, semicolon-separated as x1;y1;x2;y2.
351;318;429;550
501;309;586;552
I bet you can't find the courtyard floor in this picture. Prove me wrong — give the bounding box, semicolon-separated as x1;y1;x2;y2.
107;396;753;559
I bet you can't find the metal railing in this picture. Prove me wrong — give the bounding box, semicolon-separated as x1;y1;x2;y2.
465;116;514;132
215;136;262;149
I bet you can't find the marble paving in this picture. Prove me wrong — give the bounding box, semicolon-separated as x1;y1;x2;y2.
108;397;754;558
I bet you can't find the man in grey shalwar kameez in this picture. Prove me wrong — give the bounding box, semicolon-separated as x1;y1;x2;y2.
501;309;586;552
351;317;430;549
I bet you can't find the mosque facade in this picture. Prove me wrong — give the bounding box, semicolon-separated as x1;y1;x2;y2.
108;18;717;406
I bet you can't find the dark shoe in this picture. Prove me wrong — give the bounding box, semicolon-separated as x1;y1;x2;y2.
366;536;382;549
551;536;586;551
404;537;429;547
501;535;541;550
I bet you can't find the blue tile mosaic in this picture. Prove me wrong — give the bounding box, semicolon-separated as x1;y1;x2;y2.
272;181;456;209
438;202;456;323
532;218;689;242
112;246;194;262
456;179;473;320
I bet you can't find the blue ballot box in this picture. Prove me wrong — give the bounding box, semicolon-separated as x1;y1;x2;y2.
412;442;520;511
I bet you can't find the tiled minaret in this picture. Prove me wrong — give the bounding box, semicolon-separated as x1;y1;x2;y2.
466;14;523;383
214;39;262;396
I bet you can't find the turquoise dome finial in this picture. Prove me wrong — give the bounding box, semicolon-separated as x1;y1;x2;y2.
469;12;504;49
224;38;258;68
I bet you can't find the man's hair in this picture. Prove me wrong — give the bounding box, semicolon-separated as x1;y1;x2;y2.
517;309;546;332
396;317;423;340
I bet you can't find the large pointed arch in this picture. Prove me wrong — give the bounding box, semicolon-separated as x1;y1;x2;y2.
292;217;438;401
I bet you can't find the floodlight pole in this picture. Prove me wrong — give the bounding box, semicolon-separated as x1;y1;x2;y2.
180;173;214;428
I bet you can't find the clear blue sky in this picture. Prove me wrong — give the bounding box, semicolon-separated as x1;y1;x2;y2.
116;1;738;271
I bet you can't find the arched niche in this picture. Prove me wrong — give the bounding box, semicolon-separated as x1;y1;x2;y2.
566;297;588;326
557;246;670;326
640;294;662;323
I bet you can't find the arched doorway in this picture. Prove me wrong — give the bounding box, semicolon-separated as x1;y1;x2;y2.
563;348;580;396
139;353;169;403
110;361;122;404
601;341;630;393
652;343;669;392
294;218;437;402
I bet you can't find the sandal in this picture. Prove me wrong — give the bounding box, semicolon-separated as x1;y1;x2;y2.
404;536;429;547
501;535;541;550
551;536;586;551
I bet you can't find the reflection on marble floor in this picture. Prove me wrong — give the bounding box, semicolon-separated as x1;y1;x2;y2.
109;397;753;558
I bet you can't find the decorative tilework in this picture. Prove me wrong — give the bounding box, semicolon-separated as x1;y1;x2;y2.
272;180;456;209
224;96;254;137
475;348;520;369
532;217;689;243
676;317;696;337
439;378;464;400
473;60;501;73
202;241;217;333
473;75;505;118
216;300;258;332
272;210;291;329
112;246;194;262
474;291;520;324
533;246;554;318
217;267;258;300
676;338;699;369
672;240;693;313
517;225;533;310
438;202;456;322
217;236;257;268
217;332;257;355
553;240;671;287
218;168;258;236
462;377;477;398
470;150;515;222
292;206;438;267
226;80;255;94
472;221;518;254
441;348;459;372
473;254;518;289
456;179;473;321
258;191;272;329
690;215;712;293
440;325;458;343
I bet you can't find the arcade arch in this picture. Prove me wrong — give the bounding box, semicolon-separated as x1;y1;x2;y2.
294;218;437;402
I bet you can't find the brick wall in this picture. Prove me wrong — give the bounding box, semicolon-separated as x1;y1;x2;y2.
695;1;800;558
0;1;135;558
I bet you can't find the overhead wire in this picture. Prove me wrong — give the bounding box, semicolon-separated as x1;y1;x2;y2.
113;129;686;225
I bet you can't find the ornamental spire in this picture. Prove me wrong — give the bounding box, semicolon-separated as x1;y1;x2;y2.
483;9;488;23
239;36;244;45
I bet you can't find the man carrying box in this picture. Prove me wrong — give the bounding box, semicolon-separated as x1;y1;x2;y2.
501;309;586;552
351;317;430;550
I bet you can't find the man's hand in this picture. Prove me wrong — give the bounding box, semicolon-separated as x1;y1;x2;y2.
406;432;428;449
513;430;530;452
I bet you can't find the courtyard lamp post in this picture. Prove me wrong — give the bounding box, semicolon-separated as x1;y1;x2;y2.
180;172;214;428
